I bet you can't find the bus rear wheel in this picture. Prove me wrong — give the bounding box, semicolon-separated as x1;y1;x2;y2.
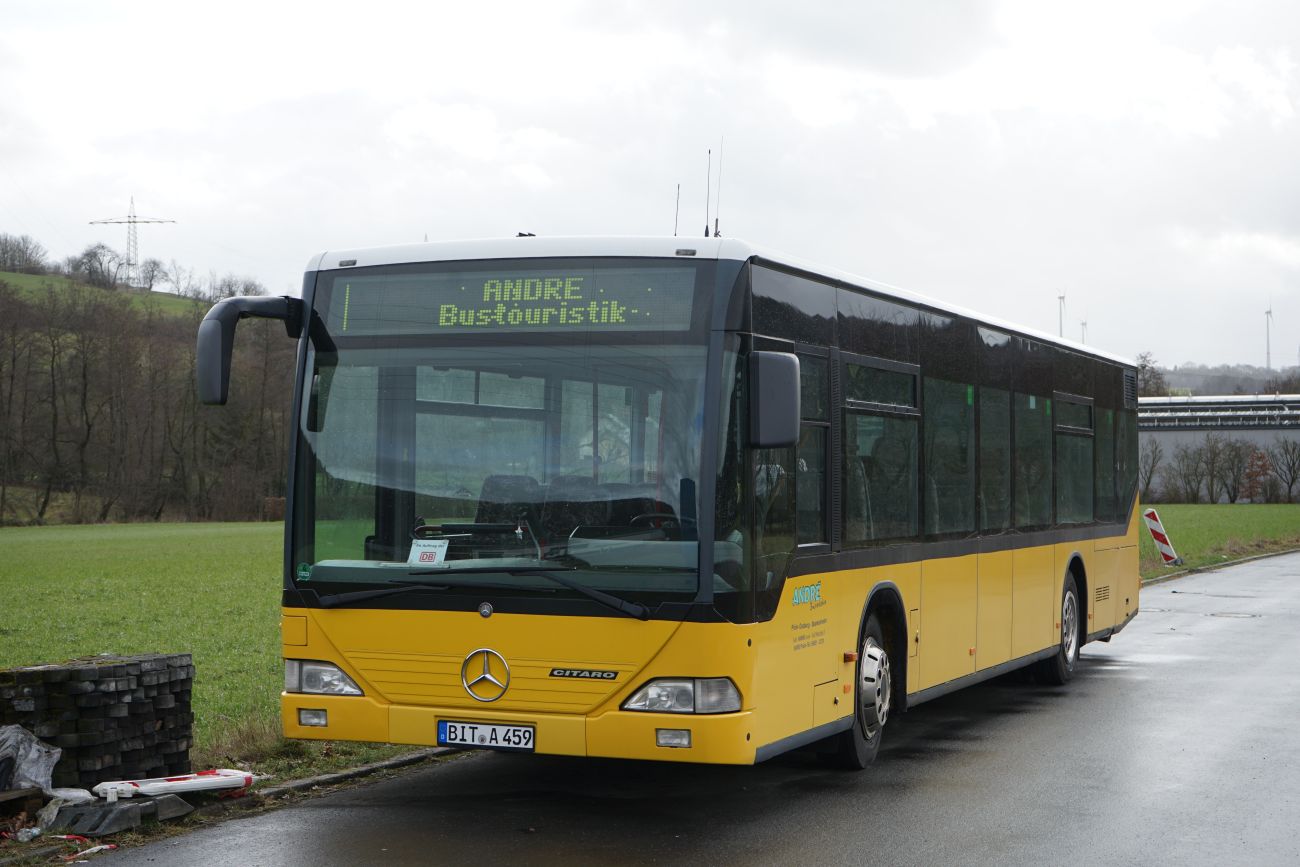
1036;574;1080;685
828;614;892;770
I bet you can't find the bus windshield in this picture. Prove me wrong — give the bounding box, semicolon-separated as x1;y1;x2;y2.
292;258;714;602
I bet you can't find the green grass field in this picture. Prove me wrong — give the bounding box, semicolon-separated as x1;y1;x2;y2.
1;508;1295;779
0;269;202;316
1137;503;1300;578
0;522;404;778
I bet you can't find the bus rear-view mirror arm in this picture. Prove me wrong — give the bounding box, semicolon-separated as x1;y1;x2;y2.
749;351;800;449
197;295;305;405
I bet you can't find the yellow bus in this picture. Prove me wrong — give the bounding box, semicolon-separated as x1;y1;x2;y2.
197;237;1140;768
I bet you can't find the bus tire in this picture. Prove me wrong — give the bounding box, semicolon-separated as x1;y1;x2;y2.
828;614;892;770
1036;573;1080;685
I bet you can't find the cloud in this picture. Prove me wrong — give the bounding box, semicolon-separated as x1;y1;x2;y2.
1;0;1299;363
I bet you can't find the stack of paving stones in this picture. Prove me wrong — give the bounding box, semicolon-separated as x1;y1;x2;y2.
0;654;194;790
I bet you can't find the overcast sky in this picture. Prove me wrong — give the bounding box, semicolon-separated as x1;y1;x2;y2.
2;0;1297;367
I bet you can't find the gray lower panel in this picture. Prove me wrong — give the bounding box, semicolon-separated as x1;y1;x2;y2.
754;715;853;763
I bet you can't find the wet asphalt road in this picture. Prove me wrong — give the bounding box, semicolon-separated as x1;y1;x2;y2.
109;553;1300;866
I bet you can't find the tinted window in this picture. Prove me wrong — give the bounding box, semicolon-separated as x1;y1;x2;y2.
796;426;827;544
1095;407;1116;522
1055;433;1093;524
838;289;921;363
751;267;835;345
979;387;1012;532
754;445;796;588
844;412;918;544
846;362;916;407
796;354;829;544
923;378;975;535
1117;408;1139;511
800;356;829;421
1014;393;1052;527
978;327;1015;389
1057;400;1092;430
1017;338;1052;397
919;316;974;382
1055;349;1093;397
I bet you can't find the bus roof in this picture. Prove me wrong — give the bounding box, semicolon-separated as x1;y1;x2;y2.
308;236;1134;368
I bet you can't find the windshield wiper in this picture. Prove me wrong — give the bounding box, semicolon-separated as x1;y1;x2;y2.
314;579;556;609
518;568;651;621
409;563;652;621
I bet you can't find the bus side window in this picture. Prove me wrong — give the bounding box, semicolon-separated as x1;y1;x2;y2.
1055;396;1094;524
979;387;1012;532
1013;393;1052;528
796;355;829;545
922;378;975;536
844;412;918;544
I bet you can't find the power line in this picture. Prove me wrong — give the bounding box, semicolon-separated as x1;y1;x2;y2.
90;196;175;288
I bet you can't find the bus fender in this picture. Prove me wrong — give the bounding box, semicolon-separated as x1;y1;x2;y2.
1062;552;1087;646
859;581;909;713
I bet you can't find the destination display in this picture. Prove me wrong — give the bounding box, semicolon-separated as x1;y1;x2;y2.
325;263;698;335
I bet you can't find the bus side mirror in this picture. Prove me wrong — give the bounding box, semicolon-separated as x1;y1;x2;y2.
197;295;304;405
749;351;800;448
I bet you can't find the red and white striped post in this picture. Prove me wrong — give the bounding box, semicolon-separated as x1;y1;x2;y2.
1142;508;1183;566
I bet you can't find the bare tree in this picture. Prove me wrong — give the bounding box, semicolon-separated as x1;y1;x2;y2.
0;233;49;273
1271;437;1300;503
1139;437;1163;502
1199;433;1227;503
164;260;201;298
205;272;267;302
139;258;165;291
0;280;34;523
1218;438;1252;504
1168;443;1206;503
0;232;296;525
69;243;126;289
1244;448;1273;503
1136;351;1168;397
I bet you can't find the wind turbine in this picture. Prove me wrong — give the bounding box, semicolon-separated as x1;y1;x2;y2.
1266;305;1273;371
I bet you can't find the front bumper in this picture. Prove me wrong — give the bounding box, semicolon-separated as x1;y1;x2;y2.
282;693;757;764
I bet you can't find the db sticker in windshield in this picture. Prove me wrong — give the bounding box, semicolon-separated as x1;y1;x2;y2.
408;539;449;565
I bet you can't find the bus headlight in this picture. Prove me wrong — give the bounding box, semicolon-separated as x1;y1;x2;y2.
285;660;363;696
622;678;741;714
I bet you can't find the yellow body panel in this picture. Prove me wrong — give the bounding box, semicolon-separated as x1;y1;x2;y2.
918;555;977;689
1011;546;1055;657
976;550;1014;668
282;507;1140;765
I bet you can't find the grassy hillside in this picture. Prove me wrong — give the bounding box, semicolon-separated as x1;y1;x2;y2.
0;269;203;316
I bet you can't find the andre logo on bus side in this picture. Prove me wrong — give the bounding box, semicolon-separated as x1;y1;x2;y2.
792;582;824;608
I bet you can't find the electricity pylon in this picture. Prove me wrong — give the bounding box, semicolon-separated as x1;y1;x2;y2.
90;197;175;288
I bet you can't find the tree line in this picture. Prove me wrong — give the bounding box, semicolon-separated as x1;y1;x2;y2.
0;235;295;525
1140;434;1300;504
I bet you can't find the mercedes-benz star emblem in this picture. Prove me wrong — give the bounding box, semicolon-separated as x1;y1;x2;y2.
461;648;510;702
478;602;493;618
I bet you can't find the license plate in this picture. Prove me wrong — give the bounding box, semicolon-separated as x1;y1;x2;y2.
437;720;535;752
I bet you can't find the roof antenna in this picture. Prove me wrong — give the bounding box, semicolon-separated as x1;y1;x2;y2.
674;183;680;236
713;136;724;237
704;148;712;238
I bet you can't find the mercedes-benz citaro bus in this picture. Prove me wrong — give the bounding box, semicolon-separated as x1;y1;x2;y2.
196;237;1140;769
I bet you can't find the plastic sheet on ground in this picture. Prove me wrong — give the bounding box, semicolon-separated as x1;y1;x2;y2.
0;724;61;793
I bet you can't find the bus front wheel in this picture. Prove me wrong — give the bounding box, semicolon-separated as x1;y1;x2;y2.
828;614;892;770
